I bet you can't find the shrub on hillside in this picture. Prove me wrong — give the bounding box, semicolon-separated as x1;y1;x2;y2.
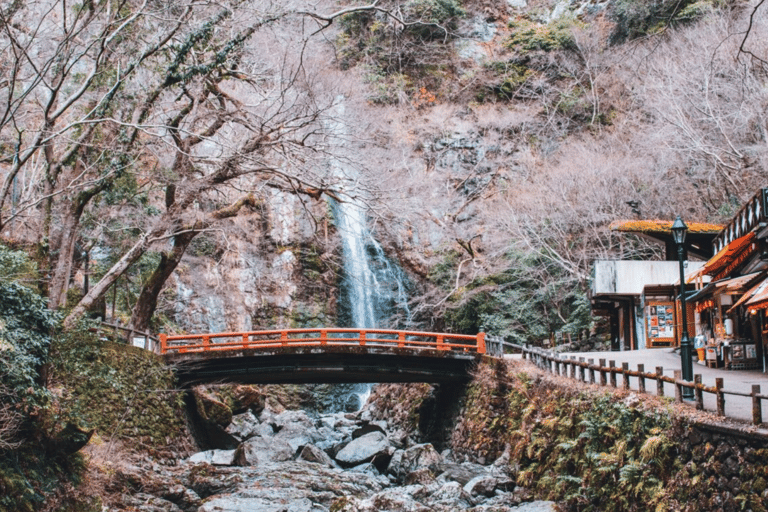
610;0;713;43
506;16;579;53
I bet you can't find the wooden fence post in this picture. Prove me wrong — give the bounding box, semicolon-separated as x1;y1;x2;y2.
588;359;595;384
694;374;703;410
622;362;630;390
656;367;664;397
609;360;617;388
579;357;586;382
637;364;645;394
599;359;607;386
674;370;682;403
752;385;762;425
716;378;725;416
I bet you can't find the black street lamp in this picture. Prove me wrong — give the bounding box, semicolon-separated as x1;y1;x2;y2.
671;216;694;400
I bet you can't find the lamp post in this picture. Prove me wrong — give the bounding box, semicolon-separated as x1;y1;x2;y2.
671;216;694;400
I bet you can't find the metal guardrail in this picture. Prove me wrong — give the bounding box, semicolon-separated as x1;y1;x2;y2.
160;328;487;355
509;342;768;426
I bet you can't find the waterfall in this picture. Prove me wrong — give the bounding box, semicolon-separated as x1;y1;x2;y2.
320;98;411;412
335;197;412;330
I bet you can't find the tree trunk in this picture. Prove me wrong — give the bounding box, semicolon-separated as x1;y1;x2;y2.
128;230;197;332
47;204;82;309
63;227;157;329
48;185;104;309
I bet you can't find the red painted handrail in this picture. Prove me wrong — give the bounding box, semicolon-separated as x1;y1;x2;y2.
160;328;486;355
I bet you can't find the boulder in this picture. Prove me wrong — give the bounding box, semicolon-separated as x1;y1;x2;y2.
387;443;444;482
186;466;241;499
159;484;202;511
298;444;336;468
230;385;266;415
233;436;294;466
426;481;473;509
437;462;488;485
121;492;182;512
254;421;276;438
187;449;236;466
463;475;500;497
331;486;432;512
335;431;392;468
347;462;380;475
193;389;232;427
274;409;315;430
404;468;438;486
315;425;348;452
226;411;259;441
352;422;387;439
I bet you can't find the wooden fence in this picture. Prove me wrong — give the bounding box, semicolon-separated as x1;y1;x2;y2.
91;322;161;353
505;342;767;426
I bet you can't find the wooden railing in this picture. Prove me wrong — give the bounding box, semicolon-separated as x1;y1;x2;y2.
161;328;486;355
512;343;768;426
90;321;160;353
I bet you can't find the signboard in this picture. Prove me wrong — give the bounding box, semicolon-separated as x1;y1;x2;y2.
647;301;675;347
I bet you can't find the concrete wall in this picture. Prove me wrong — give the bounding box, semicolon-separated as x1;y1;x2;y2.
592;260;706;296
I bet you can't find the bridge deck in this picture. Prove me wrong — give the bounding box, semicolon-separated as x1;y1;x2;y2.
161;328;486;386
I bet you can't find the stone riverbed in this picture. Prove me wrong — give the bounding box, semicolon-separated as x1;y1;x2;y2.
108;403;556;511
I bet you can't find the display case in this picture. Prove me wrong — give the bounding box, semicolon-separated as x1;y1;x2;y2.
646;301;676;347
727;340;760;370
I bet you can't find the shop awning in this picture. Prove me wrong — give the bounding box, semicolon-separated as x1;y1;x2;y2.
729;277;768;312
687;272;763;305
727;278;768;313
698;232;757;280
686;282;716;303
715;271;764;294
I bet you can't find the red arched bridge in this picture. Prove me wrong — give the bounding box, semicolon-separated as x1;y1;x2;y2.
160;328;490;386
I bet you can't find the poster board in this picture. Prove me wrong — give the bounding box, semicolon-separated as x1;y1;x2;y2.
646;301;676;347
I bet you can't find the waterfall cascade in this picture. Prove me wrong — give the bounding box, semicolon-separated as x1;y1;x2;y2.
321;99;411;412
335;196;412;330
327;195;412;412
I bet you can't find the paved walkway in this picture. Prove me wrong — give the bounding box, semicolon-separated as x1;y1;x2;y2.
507;348;768;426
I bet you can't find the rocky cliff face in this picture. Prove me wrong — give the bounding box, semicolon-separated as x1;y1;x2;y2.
170;191;339;333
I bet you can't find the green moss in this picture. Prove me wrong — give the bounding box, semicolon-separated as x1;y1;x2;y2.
49;327;187;449
506;16;580;53
485;61;535;100
188;233;220;257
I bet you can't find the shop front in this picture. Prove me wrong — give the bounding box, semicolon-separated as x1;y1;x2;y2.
684;188;768;372
688;273;765;370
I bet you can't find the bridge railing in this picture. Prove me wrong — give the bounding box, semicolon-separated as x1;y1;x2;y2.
160;328;486;355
